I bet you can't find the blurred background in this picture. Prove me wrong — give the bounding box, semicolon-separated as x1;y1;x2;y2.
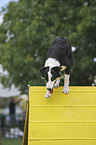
0;0;96;144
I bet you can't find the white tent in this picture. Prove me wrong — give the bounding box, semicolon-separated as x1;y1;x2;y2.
0;64;21;97
0;83;21;98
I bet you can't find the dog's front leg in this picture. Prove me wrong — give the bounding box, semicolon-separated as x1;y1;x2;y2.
63;74;70;94
45;90;51;98
54;79;60;88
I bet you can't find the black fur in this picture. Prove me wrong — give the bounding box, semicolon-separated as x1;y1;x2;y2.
40;66;61;82
40;67;49;82
46;37;73;74
51;67;61;81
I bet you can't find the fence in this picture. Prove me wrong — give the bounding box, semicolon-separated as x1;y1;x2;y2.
0;113;26;145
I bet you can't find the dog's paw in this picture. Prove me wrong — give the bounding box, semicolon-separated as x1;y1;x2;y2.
45;91;51;98
54;79;60;88
63;85;70;94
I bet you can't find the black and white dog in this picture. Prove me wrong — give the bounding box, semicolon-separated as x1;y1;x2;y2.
40;37;73;98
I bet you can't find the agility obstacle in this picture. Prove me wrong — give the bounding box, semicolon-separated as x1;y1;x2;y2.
22;86;96;145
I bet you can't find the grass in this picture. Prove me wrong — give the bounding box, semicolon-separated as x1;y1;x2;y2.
1;135;23;145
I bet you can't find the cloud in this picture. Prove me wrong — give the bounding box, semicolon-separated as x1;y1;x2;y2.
0;13;4;25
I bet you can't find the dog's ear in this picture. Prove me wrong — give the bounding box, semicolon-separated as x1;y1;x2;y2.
40;67;45;78
51;66;61;81
40;67;49;78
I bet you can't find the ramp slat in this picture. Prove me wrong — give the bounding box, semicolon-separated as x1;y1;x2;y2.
28;140;96;145
29;87;96;106
29;107;96;122
29;122;96;139
28;86;96;145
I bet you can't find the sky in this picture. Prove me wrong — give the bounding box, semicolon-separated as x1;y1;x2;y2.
0;0;18;24
0;0;18;9
0;0;15;11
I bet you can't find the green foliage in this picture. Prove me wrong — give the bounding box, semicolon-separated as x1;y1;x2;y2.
0;0;96;93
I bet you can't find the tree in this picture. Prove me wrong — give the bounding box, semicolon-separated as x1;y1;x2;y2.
69;1;96;85
0;0;96;93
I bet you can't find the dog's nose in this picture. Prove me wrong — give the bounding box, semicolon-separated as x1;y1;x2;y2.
47;88;51;91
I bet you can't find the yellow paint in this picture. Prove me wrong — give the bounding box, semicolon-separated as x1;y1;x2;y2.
27;86;96;145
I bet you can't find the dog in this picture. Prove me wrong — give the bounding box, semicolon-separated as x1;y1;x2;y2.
40;37;73;98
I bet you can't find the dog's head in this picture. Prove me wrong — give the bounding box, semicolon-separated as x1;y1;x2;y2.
40;66;61;94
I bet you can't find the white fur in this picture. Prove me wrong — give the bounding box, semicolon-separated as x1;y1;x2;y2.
45;90;51;98
46;67;55;90
44;58;70;98
63;74;70;94
48;70;52;81
54;79;60;88
45;58;60;68
45;58;60;92
46;80;54;90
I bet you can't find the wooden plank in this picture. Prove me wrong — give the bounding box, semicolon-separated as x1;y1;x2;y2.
28;86;96;145
28;140;96;145
29;86;96;92
28;123;96;139
29;107;96;122
29;87;96;106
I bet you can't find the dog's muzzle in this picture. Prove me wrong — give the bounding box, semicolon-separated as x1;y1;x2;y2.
47;88;52;91
47;88;53;94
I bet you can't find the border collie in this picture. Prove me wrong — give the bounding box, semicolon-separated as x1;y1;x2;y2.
40;37;73;98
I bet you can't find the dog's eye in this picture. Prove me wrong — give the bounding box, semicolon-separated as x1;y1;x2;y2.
51;72;61;81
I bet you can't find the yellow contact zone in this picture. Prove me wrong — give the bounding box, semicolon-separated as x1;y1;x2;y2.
23;86;96;145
